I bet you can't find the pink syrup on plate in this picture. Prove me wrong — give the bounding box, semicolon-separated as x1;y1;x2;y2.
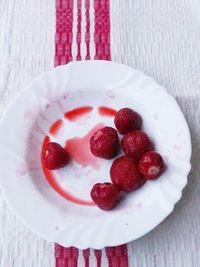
98;106;117;117
64;106;93;121
49;119;63;136
65;123;104;169
41;136;95;206
41;105;116;205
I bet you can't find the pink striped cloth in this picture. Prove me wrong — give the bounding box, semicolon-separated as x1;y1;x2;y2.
54;0;128;266
55;0;111;65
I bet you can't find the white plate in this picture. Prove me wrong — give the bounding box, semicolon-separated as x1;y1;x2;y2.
0;61;191;249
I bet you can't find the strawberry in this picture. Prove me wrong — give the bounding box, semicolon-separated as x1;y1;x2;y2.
139;151;165;180
42;142;70;170
90;127;119;159
90;182;121;210
114;108;142;134
110;156;145;192
122;130;154;159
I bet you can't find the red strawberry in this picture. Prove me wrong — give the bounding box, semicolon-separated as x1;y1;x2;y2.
122;130;154;159
139;151;165;180
114;108;142;134
90;182;121;210
42;142;70;170
90;127;119;159
110;156;145;192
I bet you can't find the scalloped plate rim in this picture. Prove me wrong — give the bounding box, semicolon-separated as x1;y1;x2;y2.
0;60;192;249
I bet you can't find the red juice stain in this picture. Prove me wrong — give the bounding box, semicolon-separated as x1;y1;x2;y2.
41;135;94;206
49;119;63;136
98;106;117;117
65;123;104;169
64;106;93;121
42;135;50;153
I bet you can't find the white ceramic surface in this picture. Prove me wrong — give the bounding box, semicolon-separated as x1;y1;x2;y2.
0;61;191;249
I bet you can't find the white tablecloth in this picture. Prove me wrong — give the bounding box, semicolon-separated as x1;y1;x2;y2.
0;0;200;266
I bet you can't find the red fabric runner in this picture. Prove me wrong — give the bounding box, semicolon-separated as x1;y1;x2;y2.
54;1;128;266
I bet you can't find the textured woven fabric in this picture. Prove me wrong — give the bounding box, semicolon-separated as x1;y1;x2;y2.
54;1;128;266
0;1;55;266
0;0;200;266
110;1;200;266
55;0;111;66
